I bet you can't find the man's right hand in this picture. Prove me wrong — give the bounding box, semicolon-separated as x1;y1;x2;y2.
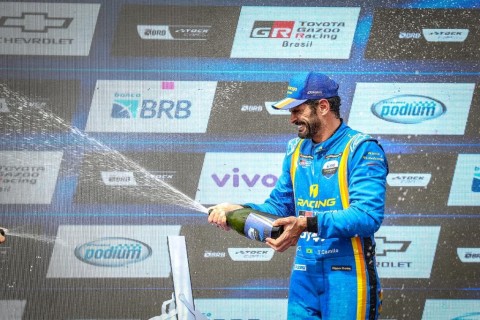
207;203;243;231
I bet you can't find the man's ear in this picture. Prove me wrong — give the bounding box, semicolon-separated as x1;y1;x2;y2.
316;99;330;116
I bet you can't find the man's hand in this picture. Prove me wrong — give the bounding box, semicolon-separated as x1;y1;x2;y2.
265;217;307;252
207;203;243;231
0;228;6;244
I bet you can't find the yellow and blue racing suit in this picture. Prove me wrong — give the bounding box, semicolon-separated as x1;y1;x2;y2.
245;122;388;319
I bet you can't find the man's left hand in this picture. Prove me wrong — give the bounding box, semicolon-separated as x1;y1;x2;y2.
265;217;306;252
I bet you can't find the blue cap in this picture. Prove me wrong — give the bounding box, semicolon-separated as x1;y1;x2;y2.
272;72;339;110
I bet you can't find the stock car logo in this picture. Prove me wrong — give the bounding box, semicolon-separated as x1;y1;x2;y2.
137;25;211;40
387;173;431;187
74;237;152;267
422;28;469;42
399;29;469;42
227;248;275;261
371;94;446;124
457;248;480;263
0;12;73;33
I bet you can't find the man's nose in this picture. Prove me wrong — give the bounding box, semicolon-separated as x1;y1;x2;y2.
289;113;296;124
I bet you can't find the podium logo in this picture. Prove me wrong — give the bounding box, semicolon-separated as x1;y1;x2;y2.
371;95;446;124
47;225;181;278
75;237;152;267
348;83;474;135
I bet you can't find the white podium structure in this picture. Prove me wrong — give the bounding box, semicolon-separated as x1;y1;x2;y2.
150;236;208;320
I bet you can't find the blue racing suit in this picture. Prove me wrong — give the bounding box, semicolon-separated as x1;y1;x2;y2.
245;122;388;319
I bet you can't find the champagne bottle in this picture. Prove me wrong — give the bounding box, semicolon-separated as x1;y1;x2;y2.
209;208;284;242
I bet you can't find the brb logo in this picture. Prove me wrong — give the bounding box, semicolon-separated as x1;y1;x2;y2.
111;92;191;120
111;97;191;119
86;80;216;133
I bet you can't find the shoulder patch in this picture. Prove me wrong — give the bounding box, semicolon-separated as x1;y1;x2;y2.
350;133;374;152
287;138;302;155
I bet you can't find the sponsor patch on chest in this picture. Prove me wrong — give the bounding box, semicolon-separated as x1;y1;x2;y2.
322;159;339;178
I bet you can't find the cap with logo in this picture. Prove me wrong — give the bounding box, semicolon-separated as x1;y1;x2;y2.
272;72;339;110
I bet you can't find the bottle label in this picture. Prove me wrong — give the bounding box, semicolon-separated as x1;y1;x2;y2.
244;213;275;242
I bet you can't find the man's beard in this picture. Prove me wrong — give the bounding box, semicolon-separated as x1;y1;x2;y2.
297;116;321;139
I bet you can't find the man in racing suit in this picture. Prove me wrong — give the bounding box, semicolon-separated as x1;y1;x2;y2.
208;72;388;319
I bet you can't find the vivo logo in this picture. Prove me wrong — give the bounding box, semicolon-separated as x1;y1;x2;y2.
211;168;278;188
371;95;446;124
74;237;152;267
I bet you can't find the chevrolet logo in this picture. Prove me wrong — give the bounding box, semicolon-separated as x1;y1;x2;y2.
0;12;73;33
375;236;411;256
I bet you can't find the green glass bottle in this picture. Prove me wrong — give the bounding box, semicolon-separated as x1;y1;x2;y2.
210;208;284;242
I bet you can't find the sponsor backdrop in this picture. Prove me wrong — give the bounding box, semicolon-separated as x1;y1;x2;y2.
0;0;479;319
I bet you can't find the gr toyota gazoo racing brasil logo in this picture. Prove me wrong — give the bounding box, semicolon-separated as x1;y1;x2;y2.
250;20;345;47
0;12;73;33
250;21;294;38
